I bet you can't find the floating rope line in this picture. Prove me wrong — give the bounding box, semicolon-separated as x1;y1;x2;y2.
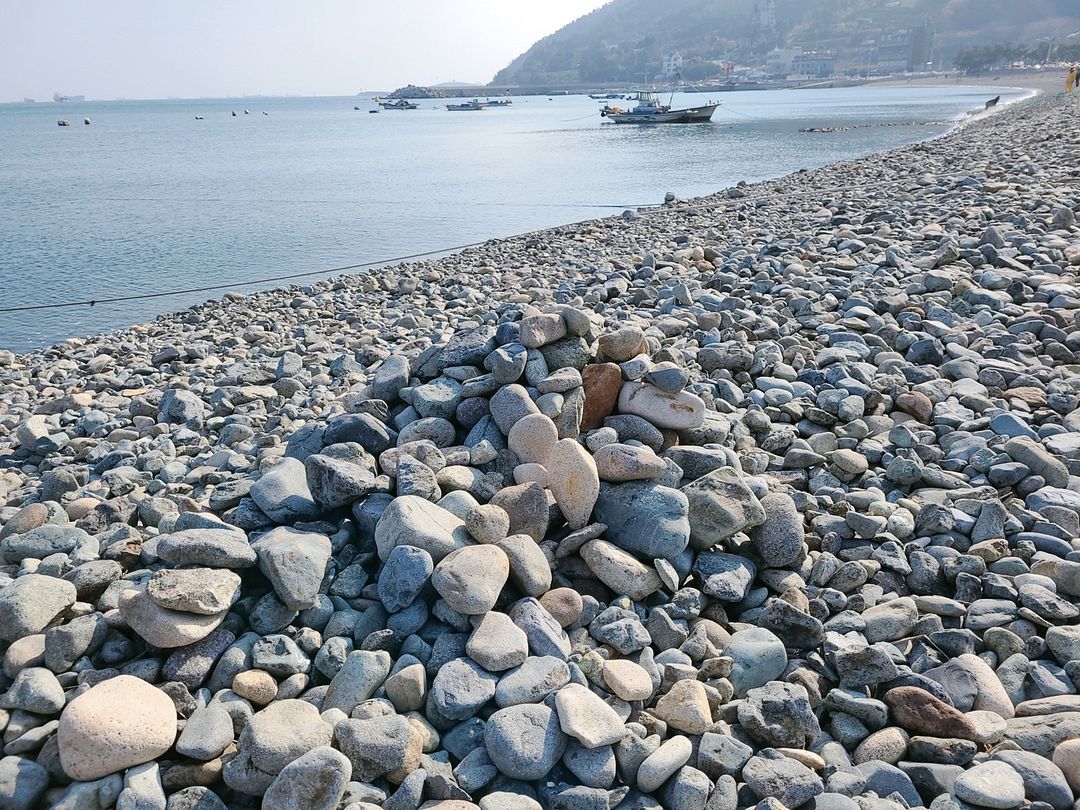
0;241;493;314
0;168;1033;315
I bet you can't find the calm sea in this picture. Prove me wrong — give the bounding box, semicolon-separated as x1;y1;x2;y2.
0;85;1025;352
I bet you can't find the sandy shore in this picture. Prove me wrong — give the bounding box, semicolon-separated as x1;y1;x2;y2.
868;68;1071;97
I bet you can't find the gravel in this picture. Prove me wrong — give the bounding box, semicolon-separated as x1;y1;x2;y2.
0;93;1079;808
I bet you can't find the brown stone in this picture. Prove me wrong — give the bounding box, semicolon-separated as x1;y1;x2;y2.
884;686;980;740
1006;387;1046;407
580;363;622;431
894;392;933;423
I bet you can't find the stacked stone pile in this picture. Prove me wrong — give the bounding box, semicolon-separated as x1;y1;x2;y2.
0;95;1078;809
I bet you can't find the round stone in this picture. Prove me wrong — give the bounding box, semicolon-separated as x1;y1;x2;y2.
602;659;654;701
233;670;278;705
485;703;567;780
954;761;1025;809
58;675;177;781
432;545;509;615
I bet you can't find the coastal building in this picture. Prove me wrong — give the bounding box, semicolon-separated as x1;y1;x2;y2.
765;48;801;76
874;22;935;73
662;51;684;77
791;51;836;79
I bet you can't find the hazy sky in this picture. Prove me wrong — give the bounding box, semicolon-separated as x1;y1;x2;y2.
1;1;610;101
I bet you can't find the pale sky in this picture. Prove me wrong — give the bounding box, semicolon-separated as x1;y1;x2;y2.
0;1;610;101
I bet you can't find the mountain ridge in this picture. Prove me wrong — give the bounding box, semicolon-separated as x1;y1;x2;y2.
491;0;1080;85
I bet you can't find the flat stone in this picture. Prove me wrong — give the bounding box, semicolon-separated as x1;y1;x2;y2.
593;482;690;559
617;382;705;430
146;568;241;615
155;528;257;568
119;584;227;648
374;495;471;562
580;539;662;600
250;457;320;523
467;611;528;672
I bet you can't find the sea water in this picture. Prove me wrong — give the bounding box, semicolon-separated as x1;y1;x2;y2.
0;85;1026;351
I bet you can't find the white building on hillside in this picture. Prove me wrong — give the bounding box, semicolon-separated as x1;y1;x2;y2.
663;51;684;77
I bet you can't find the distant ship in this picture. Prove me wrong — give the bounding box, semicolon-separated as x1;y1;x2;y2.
601;91;718;124
53;93;85;103
23;97;35;103
446;99;484;111
376;97;418;110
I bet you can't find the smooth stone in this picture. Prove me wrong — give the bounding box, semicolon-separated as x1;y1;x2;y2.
593;482;690;559
617;382;705;430
374;495;471;562
723;628;788;696
547;439;600;530
602;659;654;701
146;568;241;615
432;545;509;615
508;413;558;466
554;683;625;748
154;528;256;568
249;457;320;523
485;703;567;780
467;611;529;672
593;443;666;482
954;761;1025;809
580;539;662;600
119;584;227;648
58;675;177;781
261;746;352;810
0;574;77;642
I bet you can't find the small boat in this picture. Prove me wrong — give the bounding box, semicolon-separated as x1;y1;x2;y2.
195;115;205;120
243;109;250;115
589;93;622;100
446;99;484;111
354;105;360;110
377;97;418;110
231;111;237;116
484;98;512;107
369;109;379;114
83;117;91;125
602;91;718;124
57;119;71;127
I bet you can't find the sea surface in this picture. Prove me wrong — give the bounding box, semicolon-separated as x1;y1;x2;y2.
0;85;1026;352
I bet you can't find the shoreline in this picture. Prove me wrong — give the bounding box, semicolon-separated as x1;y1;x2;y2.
0;86;1078;808
2;86;1061;365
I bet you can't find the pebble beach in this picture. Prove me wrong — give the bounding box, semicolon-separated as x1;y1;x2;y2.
0;90;1078;810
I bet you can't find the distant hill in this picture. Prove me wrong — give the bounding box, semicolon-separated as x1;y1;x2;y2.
491;0;1080;84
